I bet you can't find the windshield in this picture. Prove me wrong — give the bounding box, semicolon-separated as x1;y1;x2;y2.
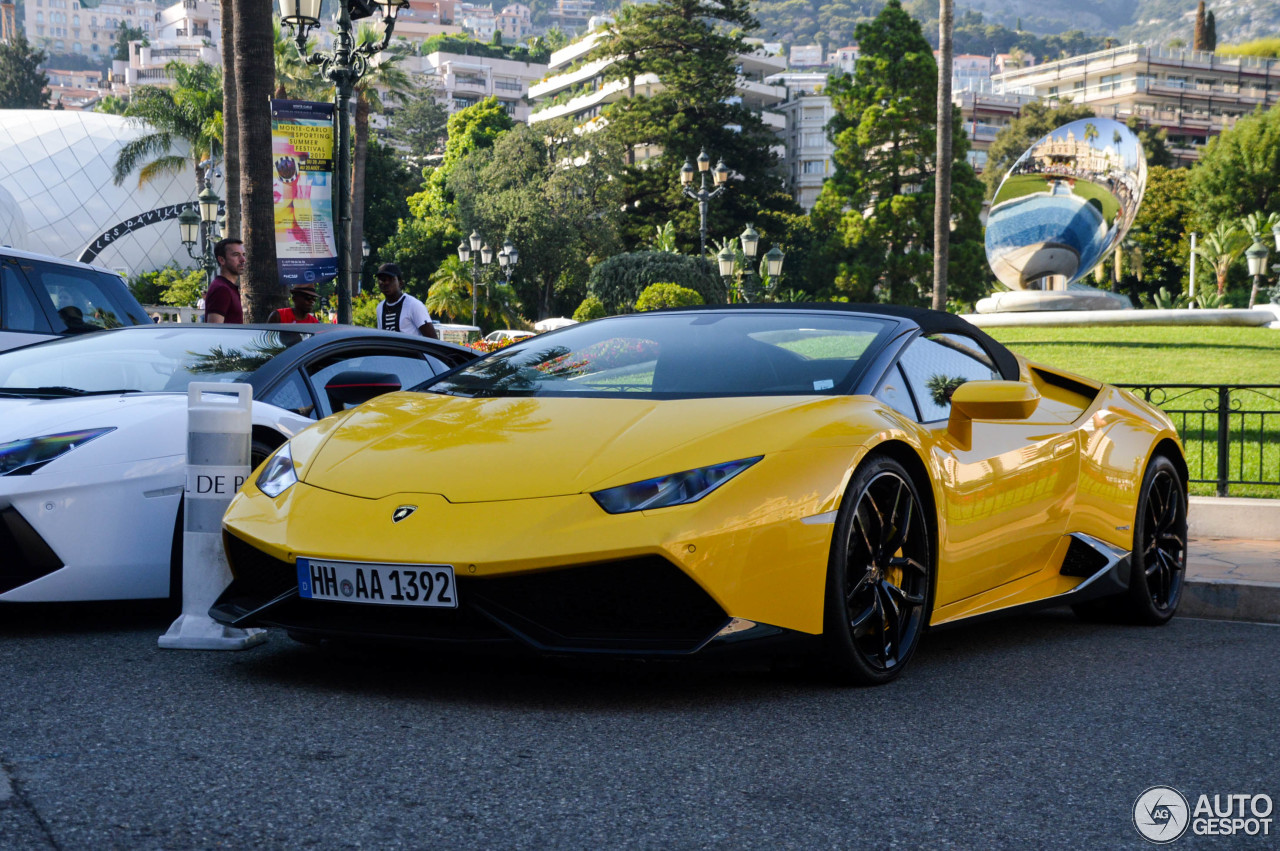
0;327;313;395
429;311;893;399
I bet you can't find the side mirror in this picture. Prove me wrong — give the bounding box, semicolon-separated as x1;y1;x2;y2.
947;380;1039;449
324;370;401;410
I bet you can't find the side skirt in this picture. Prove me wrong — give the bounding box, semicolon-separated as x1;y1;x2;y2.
933;533;1131;629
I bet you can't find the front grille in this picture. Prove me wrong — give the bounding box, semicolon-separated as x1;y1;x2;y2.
0;506;63;593
216;537;728;655
468;556;728;653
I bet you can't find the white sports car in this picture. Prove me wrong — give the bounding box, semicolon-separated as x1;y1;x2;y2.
0;324;475;603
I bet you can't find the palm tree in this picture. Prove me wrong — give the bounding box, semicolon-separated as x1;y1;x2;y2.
426;257;473;321
231;0;280;321
932;0;954;311
220;0;240;236
111;61;222;195
1194;221;1249;297
272;18;327;100
348;25;413;295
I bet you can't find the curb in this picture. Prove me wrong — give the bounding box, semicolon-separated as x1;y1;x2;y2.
1189;496;1280;541
1181;578;1280;625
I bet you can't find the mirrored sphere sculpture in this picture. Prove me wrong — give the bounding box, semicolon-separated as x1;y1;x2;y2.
985;117;1146;291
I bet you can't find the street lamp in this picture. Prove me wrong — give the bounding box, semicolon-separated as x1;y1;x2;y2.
281;0;407;325
1246;239;1269;309
680;149;730;258
457;230;494;327
497;238;518;288
724;224;785;303
178;178;221;284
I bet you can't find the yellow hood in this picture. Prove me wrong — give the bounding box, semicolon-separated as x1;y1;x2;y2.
299;391;879;502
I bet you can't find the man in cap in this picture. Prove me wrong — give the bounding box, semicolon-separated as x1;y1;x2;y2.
375;262;438;338
266;283;322;323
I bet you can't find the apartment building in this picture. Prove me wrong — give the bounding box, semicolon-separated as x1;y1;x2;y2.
993;43;1280;165
23;0;155;59
398;48;548;123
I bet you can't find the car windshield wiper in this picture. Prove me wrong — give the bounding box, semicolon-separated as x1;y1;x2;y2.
0;387;143;399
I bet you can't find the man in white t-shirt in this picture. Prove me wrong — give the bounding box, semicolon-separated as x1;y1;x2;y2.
374;262;438;338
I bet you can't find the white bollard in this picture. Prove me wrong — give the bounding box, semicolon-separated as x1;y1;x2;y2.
159;383;268;650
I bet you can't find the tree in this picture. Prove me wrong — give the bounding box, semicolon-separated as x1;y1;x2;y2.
1206;11;1217;51
980;101;1096;199
220;0;241;237
1189;104;1280;227
94;95;130;115
361;139;420;286
112;24;146;63
382;98;516;296
1122;166;1194;302
0;33;50;109
1193;1;1207;52
588;0;799;257
112;61;222;195
387;95;449;162
933;0;955;310
450;119;625;318
272;18;327;101
231;0;281;320
812;0;986;306
1194;221;1249;296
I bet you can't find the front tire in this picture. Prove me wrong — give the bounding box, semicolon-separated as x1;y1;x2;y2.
823;456;933;685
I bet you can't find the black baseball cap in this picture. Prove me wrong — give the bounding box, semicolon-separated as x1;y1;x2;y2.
375;262;401;279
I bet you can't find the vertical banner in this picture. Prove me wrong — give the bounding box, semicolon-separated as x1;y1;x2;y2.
271;99;338;287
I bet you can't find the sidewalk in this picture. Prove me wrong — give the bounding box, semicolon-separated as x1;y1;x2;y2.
1184;538;1280;624
1182;498;1280;624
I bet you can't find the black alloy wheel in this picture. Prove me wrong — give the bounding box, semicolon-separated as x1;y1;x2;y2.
1128;455;1187;624
824;456;933;685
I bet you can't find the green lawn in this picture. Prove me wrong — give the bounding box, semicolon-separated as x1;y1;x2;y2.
987;325;1280;497
986;325;1280;385
994;174;1120;225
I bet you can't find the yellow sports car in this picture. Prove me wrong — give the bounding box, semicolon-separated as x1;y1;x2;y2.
212;305;1187;684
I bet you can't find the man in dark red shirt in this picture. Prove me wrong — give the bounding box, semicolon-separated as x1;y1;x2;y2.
204;238;246;324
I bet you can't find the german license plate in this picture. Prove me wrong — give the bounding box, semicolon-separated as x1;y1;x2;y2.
297;558;457;608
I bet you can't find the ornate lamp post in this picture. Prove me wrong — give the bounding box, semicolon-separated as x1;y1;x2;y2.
279;0;407;325
1246;239;1269;309
717;224;785;303
680;150;730;258
457;230;493;327
178;179;222;284
497;238;518;287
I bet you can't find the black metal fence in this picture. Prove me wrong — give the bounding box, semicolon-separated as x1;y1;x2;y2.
1117;384;1280;496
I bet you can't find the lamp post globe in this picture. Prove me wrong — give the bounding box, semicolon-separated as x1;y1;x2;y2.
1246;240;1270;309
681;150;730;260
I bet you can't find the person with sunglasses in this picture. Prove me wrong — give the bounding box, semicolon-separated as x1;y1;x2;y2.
267;283;323;324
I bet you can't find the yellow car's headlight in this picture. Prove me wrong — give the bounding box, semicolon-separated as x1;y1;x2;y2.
256;442;297;497
591;457;762;514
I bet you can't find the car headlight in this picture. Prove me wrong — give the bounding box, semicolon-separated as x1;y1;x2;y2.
256;442;297;498
591;456;762;514
0;428;115;476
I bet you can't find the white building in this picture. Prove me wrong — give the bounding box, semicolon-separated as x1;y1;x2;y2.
398;48;548;122
527;28;787;154
0;111;205;275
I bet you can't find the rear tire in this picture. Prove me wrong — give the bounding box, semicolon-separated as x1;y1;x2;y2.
822;456;933;685
1073;454;1186;625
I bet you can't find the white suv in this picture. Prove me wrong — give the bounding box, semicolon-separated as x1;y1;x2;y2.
0;247;153;353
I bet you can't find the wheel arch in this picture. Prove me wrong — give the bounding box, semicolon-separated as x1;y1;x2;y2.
1150;436;1189;488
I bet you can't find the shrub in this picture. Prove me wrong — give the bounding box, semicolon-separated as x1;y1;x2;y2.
572;295;608;322
635;283;704;311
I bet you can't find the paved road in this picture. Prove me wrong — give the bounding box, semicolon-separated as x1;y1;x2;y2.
1;606;1277;850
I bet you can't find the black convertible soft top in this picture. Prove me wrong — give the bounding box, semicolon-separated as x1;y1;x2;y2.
652;302;1021;381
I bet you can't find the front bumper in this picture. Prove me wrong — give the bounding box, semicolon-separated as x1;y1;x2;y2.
214;450;851;651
